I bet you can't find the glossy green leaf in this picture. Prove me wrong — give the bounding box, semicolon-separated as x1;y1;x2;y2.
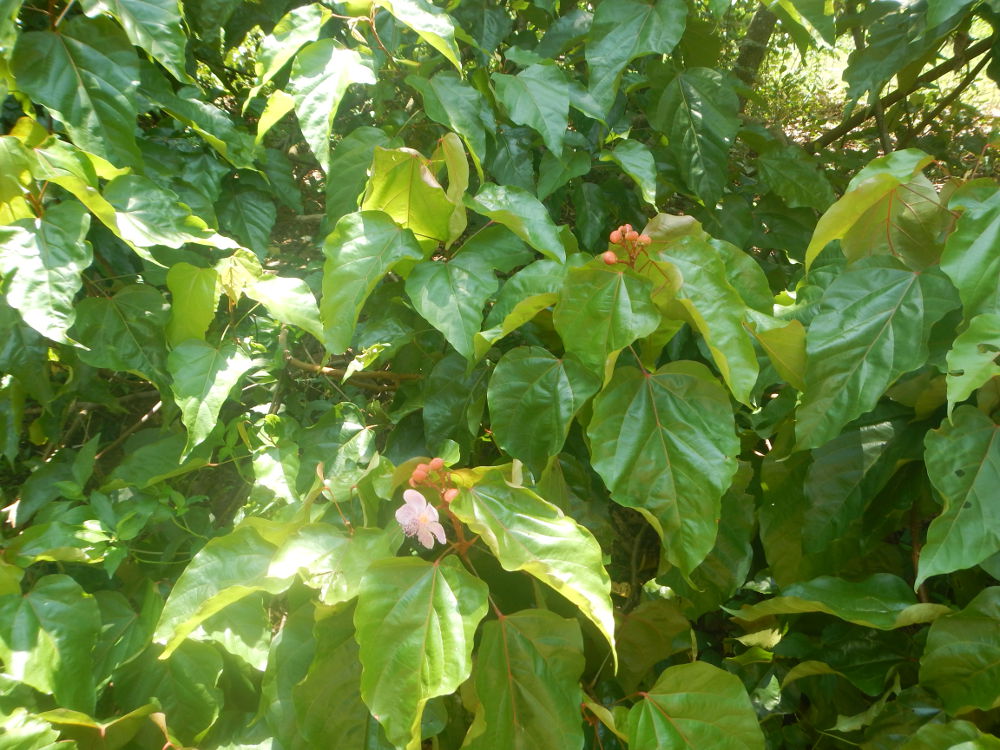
0;575;100;713
900;719;1000;749
320;210;425;354
920;587;1000;714
248;3;331;100
652;68;739;205
946;314;1000;409
0;201;92;343
423;352;491;449
588;362;740;575
552;263;660;374
585;0;687;109
247;274;323;343
487;346;600;474
406;72;494;175
167;339;255;457
165;262;219;345
362;146;454;247
326;126;394;224
493;64;569;156
11;17;140;166
405;254;498;360
475;292;558;361
466;184;566;263
36;703;157;750
154;521;292;658
602;140;657;207
745;313;807;391
355;556;488;750
941;183;1000;321
376;0;462;70
464;610;586;750
451;470;616;654
216;185;276;258
627;661;764;750
81;0;189;82
796;258;959;450
289;39;375;169
730;574;951;629
70;284;170;384
537;148;591;201
919;407;1000;586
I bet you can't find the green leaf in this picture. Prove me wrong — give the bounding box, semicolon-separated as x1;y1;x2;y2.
36;704;157;750
451;470;616;655
11;17;140;166
902;720;1000;749
475;292;558;361
289;40;375;169
362;146;455;247
616;599;691;693
405;254;498;359
465;184;566;263
248;3;332;100
167;339;255;457
70;284;170;384
537;148;591;201
756;143;836;212
406;72;494;175
588;362;739;575
796;258;959;449
920;587;1000;714
602;140;658;207
805;149;933;269
627;661;764;750
744;313;807;392
326;126;394;223
320;210;425;354
216;185;276;258
0;575;100;713
154;521;292;658
940;183;1000;321
0;201;92;343
487;347;600;475
248;274;323;343
585;0;688;110
376;0;462;71
946;314;1000;409
552;263;660;374
730;574;951;629
651;68;739;206
919;407;1000;586
647;233;759;404
493;64;570;157
165;262;219;346
355;556;488;750
80;0;190;82
463;610;586;750
423;352;490;450
268;525;400;605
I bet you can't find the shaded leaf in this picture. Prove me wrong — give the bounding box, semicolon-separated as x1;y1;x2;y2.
466;184;566;262
493;64;570;156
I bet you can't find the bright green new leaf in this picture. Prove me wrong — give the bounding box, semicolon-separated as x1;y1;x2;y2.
248;3;332;102
362;146;454;247
464;610;586;750
433;132;469;245
165;262;219;346
493;64;570;156
730;574;951;629
946;314;1000;409
0;574;100;713
154;521;293;658
552;263;660;374
589;362;739;574
0;201;92;343
355;556;488;750
167;339;255;457
289;40;375;169
920;587;1000;714
487;347;600;474
627;661;764;750
602;140;657;207
320;210;425;354
248;274;324;343
920;407;1000;586
651;68;739;206
80;0;190;82
405;253;498;359
796;258;959;450
407;72;494;175
451;470;616;655
70;284;170;384
940;182;1000;321
376;0;462;70
585;0;687;110
744;313;807;392
465;184;566;262
11;17;141;166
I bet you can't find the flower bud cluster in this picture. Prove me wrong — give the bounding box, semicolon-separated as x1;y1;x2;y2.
603;224;652;266
409;457;459;503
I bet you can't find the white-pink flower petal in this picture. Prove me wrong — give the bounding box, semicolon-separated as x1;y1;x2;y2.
396;490;446;549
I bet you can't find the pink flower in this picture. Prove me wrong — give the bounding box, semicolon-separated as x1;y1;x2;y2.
395;489;447;549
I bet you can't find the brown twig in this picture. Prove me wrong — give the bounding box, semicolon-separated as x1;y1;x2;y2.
285;355;421;382
902;52;992;146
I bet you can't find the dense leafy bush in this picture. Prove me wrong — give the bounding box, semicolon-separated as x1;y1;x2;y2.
1;0;1000;747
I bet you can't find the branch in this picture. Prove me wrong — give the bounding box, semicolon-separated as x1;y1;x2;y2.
805;37;994;152
285;355;421;382
902;52;992;146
